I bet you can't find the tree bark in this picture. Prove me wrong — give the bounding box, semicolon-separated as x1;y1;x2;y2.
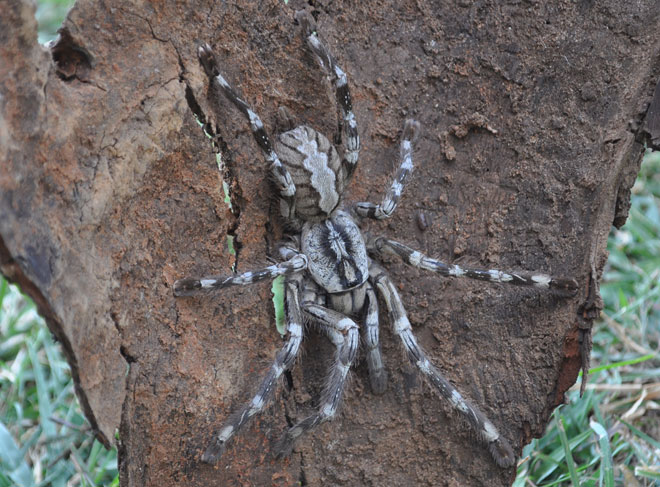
2;0;659;485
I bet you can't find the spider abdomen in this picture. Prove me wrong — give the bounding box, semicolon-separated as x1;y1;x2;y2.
275;125;345;222
301;210;368;293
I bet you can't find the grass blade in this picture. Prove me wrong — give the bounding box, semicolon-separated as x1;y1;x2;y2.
619;419;660;450
634;465;660;480
554;410;580;486
0;422;34;487
589;420;614;487
587;353;656;375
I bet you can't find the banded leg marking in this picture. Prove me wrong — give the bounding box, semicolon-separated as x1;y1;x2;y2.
275;302;359;457
296;10;360;182
356;119;420;220
202;275;304;463
364;283;387;394
369;263;516;467
173;253;307;297
371;237;578;296
197;44;296;205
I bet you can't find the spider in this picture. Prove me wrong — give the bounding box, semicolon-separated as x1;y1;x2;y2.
175;10;579;468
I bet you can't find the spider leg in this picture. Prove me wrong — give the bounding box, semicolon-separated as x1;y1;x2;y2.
296;10;360;183
364;282;387;394
173;250;307;297
275;299;359;457
369;262;517;467
355;119;421;220
197;44;297;218
370;237;578;296
201;274;305;464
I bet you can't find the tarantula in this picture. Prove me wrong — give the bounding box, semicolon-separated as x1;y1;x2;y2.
175;11;578;467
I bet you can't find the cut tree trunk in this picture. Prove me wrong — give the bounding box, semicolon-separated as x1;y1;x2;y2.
2;0;659;485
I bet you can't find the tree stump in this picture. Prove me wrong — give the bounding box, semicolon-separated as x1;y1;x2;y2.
2;0;659;485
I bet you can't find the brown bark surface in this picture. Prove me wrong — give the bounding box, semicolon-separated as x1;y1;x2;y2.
2;0;659;485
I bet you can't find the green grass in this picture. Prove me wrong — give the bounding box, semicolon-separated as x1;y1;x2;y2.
515;150;660;487
0;279;119;487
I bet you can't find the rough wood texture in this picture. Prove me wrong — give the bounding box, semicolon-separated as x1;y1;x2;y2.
2;0;659;485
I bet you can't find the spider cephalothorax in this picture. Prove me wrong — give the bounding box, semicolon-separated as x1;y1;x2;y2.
175;10;578;468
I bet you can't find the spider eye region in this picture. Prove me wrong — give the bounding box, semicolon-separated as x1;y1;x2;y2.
302;211;369;293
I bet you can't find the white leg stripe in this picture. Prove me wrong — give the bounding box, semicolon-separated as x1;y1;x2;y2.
451;390;469;413
246;109;264;130
326;329;344;346
250;395;264;410
394;316;411;333
288;322;302;337
200;279;216;288
532;274;551;287
409;251;423;266
417;358;431;374
483;421;500;442
218;425;234;442
337;317;356;331
449;265;465;276
346;152;359;165
489;270;513;282
401;154;413;171
333;66;347;86
321;402;336;417
367;324;379;344
215;74;230;89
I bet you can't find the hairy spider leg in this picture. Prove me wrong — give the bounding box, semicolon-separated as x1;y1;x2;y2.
363;282;387;394
173;253;307;297
275;299;359;457
197;44;297;218
296;10;360;183
371;237;579;297
356;119;421;220
202;275;305;464
369;263;517;467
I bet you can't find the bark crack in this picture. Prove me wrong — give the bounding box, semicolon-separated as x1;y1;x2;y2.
179;54;242;271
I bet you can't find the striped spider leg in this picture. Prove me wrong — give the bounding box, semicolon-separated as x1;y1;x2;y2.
362;282;388;394
173;246;307;297
197;44;298;222
296;10;361;183
369;237;579;296
368;262;517;467
356;119;421;220
175;246;307;464
275;279;361;457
